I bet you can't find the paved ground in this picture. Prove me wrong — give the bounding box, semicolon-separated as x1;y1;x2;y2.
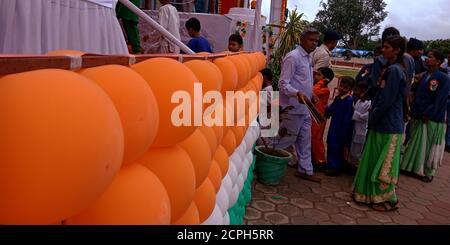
244;152;450;225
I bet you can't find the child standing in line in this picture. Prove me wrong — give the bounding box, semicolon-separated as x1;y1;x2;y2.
325;76;355;176
350;82;371;167
311;67;335;170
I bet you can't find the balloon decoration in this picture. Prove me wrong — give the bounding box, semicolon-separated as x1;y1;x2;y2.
136;146;196;223
193;178;216;222
65;164;171;225
172;202;200;225
0;69;124;224
207;160;222;193
132;58;197;147
184;60;223;93
178;129;213;188
80;65;159;165
213;58;238;94
1;52;263;225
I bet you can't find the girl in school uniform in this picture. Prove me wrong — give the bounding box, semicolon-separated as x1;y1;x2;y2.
352;36;407;211
401;49;450;183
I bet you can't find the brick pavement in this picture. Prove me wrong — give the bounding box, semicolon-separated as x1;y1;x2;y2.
245;153;450;225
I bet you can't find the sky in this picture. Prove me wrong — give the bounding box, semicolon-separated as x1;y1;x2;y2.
261;0;450;41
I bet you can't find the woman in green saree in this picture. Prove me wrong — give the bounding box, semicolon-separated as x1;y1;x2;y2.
352;35;407;211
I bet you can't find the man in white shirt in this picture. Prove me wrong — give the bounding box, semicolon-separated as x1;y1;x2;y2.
311;30;342;72
158;0;181;53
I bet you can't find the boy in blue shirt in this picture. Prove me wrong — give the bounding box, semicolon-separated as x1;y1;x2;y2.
185;17;213;53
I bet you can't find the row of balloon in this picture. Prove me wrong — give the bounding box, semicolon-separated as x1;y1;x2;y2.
0;51;265;224
203;124;260;225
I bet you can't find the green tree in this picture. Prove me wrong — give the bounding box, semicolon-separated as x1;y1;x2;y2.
313;0;387;49
423;39;450;55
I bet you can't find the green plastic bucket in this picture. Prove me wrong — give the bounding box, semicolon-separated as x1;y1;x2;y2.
254;146;292;185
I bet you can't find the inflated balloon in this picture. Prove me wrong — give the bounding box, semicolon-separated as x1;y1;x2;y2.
207;160;222;193
202;205;223;225
226;56;247;89
80;65;158;165
178;129;213;188
213;58;238;94
209;125;223;145
198;126;218;154
132;58;197;147
231;126;245;146
0;69;124;224
255;52;267;70
136;146;195;222
65;164;170;225
222;175;234;208
193;178;216;222
172;202;200;225
242;54;257;79
227;162;238;186
222;212;230;225
216;187;229;215
236;174;245;192
213;145;229;177
184;60;223;93
221;130;237;155
231;152;244;175
236;55;252;82
229;185;240;208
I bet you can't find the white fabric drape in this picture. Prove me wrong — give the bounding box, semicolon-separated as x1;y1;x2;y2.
0;0;128;55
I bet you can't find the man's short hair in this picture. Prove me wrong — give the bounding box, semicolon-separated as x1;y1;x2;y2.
185;17;201;32
407;38;424;51
301;27;320;37
323;30;342;42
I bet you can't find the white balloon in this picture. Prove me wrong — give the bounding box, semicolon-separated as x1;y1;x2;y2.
241;158;250;179
229;153;241;167
202;205;223;225
216;187;229;216
222;212;230;225
229;184;240;207
222;174;233;201
247;151;253;164
236;174;244;192
228;163;238;186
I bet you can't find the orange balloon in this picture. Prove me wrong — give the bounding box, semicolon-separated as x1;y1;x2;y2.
137;146;196;222
212;125;224;144
80;65;159;165
172;202;200;225
198;126;218;154
242;54;257;78
213;58;238;94
238;54;254;81
46;49;85;56
255;52;267;70
178;129;213;188
193;178;216;222
65;164;171;224
221;129;237;155
208;160;222;193
213;145;229;177
132;58;197;147
231;126;245;146
184;60;223;93
226;55;247;89
0;69;124;224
